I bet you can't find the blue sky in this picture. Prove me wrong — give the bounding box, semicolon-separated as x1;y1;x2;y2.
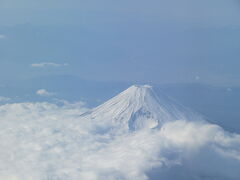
0;0;240;85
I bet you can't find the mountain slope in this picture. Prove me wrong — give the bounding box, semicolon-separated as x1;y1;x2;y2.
81;85;196;132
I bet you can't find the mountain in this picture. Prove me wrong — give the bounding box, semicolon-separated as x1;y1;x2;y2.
81;85;197;132
2;74;240;132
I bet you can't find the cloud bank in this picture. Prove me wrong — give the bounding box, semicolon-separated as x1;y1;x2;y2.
0;96;11;102
31;62;68;68
36;89;55;97
0;102;239;180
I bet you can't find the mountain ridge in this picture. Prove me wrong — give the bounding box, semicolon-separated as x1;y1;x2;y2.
81;85;196;132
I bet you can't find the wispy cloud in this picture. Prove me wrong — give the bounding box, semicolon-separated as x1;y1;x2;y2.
0;35;6;39
0;96;11;102
36;89;55;97
31;62;69;68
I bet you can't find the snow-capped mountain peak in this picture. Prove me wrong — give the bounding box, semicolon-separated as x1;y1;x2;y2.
83;85;190;132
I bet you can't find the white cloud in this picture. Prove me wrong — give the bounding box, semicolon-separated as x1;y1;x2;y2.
0;35;6;39
0;96;11;102
31;62;68;68
0;102;239;180
36;89;55;96
195;76;200;80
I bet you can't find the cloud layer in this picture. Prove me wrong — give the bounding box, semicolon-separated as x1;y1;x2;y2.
0;102;239;180
36;89;55;97
31;62;68;68
0;96;11;102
